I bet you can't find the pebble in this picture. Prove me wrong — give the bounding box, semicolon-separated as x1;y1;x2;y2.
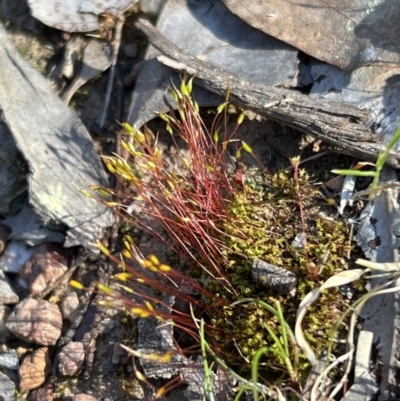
58;341;85;376
6;298;62;346
123;43;138;58
0;270;19;305
0;241;35;273
0;346;19;370
19;347;51;391
60;291;80;322
27;379;53;401
19;243;69;294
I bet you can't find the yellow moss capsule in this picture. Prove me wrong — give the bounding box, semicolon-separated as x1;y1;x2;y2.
69;280;84;290
97;283;113;294
124;235;134;244
133;130;145;145
160;350;174;363
105;163;116;174
135;370;147;382
181;157;190;170
122;249;132;259
105;202;119;207
237;112;245;125
144;301;154;311
97;241;110;256
187;77;194;94
142;259;153;269
146;161;157;171
148;255;160;266
79;189;93;199
159;113;169;122
131;307;143;315
122;122;134;134
159;264;171;273
213;131;219;143
217;102;226;114
242;141;253;154
178;108;186;122
115;272;133;281
187;198;198;206
180;81;189;96
96;299;115;307
156;387;167;397
154;147;163;159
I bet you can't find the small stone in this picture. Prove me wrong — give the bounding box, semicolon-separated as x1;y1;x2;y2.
123;43;138;58
6;298;62;346
19;347;51;391
291;232;307;249
0;271;19;305
19;243;69;294
0;305;12;341
27;379;53;401
61;292;80;322
0;347;19;370
0;241;35;273
58;342;85;376
252;259;297;296
0;224;10;254
74;394;99;401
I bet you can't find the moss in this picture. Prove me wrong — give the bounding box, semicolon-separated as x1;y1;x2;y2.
202;168;354;380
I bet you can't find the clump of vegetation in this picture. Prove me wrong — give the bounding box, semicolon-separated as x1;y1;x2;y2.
85;78;357;395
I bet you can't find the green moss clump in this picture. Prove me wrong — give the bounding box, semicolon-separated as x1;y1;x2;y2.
203;168;354;379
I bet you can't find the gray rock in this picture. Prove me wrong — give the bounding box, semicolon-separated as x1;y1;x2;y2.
0;347;18;370
0;241;34;274
252;259;297;296
0;371;16;401
6;298;62;346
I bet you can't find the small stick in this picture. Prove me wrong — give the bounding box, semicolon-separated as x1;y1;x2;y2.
98;16;125;128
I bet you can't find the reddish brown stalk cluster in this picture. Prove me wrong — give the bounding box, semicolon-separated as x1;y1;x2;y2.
102;79;246;294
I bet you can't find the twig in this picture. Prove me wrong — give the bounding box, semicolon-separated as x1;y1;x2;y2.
132;18;400;169
98;16;125;128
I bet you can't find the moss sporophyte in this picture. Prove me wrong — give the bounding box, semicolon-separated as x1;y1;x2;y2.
85;79;356;392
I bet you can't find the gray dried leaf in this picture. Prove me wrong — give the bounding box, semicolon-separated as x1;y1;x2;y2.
27;0;137;32
0;22;113;248
222;0;400;71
